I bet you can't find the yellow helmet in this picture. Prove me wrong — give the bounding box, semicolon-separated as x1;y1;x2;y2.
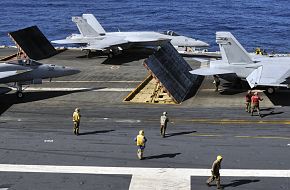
139;130;144;135
217;155;223;161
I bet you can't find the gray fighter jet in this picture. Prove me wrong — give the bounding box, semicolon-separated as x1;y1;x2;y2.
190;32;290;94
52;14;209;58
0;59;80;97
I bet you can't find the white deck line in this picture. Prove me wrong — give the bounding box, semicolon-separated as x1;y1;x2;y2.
43;80;142;83
0;165;289;190
11;87;134;92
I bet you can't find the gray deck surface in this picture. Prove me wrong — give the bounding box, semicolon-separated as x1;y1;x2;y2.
0;48;290;189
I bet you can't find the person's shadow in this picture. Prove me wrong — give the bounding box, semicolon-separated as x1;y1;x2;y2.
78;129;115;136
143;153;181;160
260;111;284;118
165;131;196;138
221;179;260;188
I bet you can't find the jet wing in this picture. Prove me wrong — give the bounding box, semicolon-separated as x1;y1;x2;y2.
0;70;32;80
246;65;290;88
83;36;129;50
51;38;90;44
189;67;234;76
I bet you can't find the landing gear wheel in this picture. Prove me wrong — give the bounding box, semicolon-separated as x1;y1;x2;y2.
16;92;23;98
266;87;275;94
108;52;114;59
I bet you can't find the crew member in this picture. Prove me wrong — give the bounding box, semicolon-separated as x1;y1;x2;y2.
213;75;221;92
206;155;223;189
134;130;147;159
251;92;263;117
72;108;81;135
160;112;169;138
255;47;264;55
245;90;252;113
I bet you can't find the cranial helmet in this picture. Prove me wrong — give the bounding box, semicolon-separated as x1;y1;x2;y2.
139;130;144;135
217;155;223;161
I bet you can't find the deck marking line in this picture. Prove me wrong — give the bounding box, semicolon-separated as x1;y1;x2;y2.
0;165;290;190
11;87;134;92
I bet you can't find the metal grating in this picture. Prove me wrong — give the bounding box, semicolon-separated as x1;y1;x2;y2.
144;42;204;103
9;26;57;60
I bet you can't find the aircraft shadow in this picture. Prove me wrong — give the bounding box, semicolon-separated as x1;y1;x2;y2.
260;107;274;111
101;53;151;65
0;87;104;115
222;179;260;188
264;89;290;106
76;48;153;65
219;88;248;95
78;129;115;136
165;130;196;138
76;51;106;59
144;153;181;160
219;81;249;95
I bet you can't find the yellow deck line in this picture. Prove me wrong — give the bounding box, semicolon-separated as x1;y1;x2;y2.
188;134;290;140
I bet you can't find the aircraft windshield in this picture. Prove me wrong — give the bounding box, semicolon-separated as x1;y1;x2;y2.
163;31;180;36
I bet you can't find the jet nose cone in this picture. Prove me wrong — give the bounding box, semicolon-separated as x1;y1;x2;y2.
61;66;81;76
67;67;81;75
195;40;209;47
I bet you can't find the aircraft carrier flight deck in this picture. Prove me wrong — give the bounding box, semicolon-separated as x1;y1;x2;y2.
0;47;290;190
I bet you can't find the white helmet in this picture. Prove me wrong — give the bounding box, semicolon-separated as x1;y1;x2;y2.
163;112;167;115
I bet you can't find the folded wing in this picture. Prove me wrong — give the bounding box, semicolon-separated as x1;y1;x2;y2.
246;65;290;88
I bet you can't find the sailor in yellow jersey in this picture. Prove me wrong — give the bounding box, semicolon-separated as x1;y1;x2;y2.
72;108;81;135
134;130;147;160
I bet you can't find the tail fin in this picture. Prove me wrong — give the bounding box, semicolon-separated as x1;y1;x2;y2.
82;14;106;35
216;32;253;64
72;14;106;37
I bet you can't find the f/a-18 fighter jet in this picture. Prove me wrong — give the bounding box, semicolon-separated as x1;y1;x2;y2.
0;59;80;97
190;32;290;94
52;14;209;58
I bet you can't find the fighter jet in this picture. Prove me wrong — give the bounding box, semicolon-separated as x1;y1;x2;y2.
190;32;290;94
0;59;80;97
52;14;209;58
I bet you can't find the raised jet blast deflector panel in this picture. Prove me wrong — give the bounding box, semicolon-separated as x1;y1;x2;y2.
144;42;204;103
9;26;57;60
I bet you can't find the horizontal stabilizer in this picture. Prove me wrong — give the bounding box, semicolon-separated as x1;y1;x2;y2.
189;67;234;76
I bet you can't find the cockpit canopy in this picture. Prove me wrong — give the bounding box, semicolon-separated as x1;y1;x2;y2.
163;30;180;36
8;59;42;66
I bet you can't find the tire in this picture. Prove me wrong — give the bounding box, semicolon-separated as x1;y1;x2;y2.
266;87;275;94
17;92;23;98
